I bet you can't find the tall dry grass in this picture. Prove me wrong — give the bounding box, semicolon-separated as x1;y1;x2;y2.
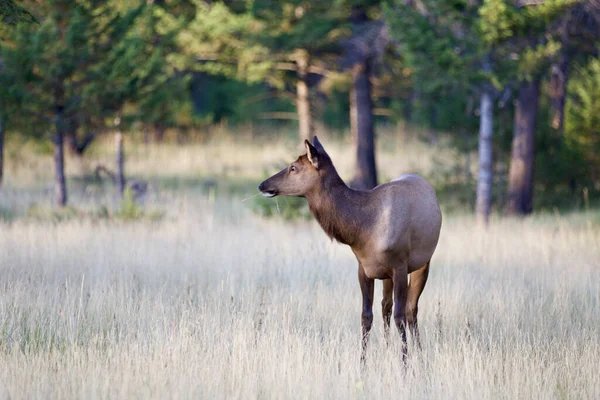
1;127;459;187
0;130;599;399
1;207;599;399
1;128;466;219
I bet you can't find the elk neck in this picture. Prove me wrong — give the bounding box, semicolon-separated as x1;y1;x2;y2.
304;168;372;248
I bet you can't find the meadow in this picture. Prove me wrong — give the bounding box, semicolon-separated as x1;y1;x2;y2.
1;129;599;399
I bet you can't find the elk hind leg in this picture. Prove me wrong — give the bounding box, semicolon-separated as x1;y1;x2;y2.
392;263;409;361
405;262;430;347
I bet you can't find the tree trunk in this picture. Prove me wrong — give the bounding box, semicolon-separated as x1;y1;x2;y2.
496;150;506;211
154;123;166;142
116;131;125;196
65;118;80;155
475;88;494;225
350;82;358;144
506;79;540;216
0;117;4;187
402;89;415;124
66;133;79;155
296;51;313;142
497;107;510;211
143;127;151;145
429;102;438;131
53;110;67;207
351;61;377;190
549;53;570;133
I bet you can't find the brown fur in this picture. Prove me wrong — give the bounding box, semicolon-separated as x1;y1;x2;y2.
259;136;442;363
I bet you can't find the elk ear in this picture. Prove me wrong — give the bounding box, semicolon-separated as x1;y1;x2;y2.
312;135;326;154
305;139;319;169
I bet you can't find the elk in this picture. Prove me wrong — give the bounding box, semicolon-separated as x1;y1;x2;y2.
258;136;442;362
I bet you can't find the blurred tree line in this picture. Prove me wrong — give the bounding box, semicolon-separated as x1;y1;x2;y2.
0;0;599;221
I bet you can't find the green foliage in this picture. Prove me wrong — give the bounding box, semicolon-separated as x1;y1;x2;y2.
191;74;294;124
250;196;312;221
565;58;600;178
386;0;581;107
0;0;36;26
0;0;186;139
181;1;352;128
511;1;580;81
26;203;81;222
533;91;581;187
0;205;15;222
384;0;486;134
1;1;136;132
111;189;162;221
385;0;481;83
520;59;600;201
116;189;141;220
250;1;346;54
113;188;146;220
181;2;274;83
518;40;562;81
477;0;517;45
121;3;191;130
22;193;164;222
1;0;599;215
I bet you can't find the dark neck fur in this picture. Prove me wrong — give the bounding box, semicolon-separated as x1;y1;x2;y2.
305;166;369;247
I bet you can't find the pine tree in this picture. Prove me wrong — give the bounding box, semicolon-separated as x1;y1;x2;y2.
565;58;600;181
344;2;388;190
505;1;574;216
0;0;151;206
547;1;599;134
0;0;35;28
386;0;508;224
124;2;188;143
183;1;348;140
250;1;345;141
0;0;36;187
388;0;581;219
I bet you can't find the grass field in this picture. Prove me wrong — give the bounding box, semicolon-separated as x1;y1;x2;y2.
1;131;599;399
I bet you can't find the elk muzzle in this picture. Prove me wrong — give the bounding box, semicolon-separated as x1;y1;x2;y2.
258;179;278;198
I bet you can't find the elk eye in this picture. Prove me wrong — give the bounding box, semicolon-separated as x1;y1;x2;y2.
290;165;297;172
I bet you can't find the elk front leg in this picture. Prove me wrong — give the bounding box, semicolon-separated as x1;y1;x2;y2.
393;263;409;361
358;263;374;364
382;279;393;345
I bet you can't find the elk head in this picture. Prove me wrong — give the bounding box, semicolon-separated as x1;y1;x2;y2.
258;136;330;198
